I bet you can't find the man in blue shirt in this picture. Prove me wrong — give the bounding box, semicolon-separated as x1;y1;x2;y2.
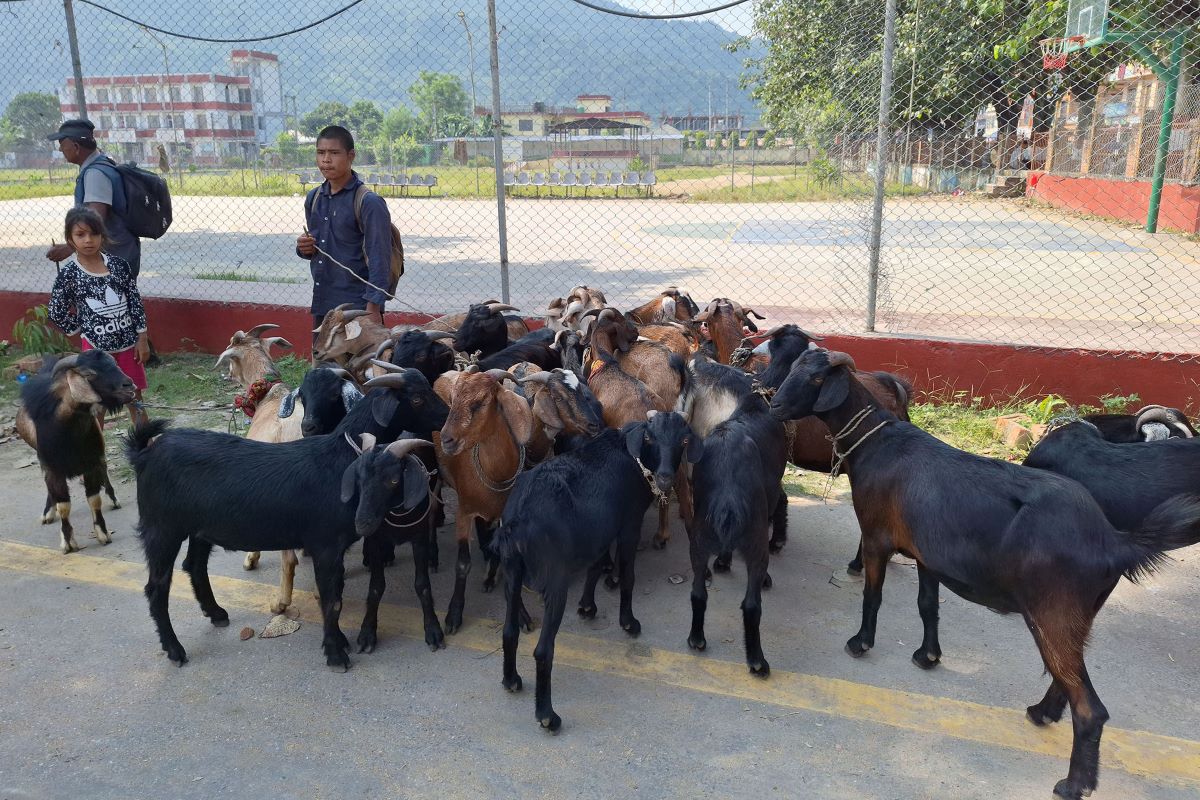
296;125;393;330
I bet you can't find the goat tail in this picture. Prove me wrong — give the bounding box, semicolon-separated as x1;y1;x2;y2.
1117;493;1200;582
707;492;754;555
124;418;171;470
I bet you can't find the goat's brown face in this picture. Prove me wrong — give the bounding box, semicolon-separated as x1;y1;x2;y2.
770;349;852;421
439;373;533;457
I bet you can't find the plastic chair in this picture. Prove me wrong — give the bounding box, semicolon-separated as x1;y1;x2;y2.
562;171;578;197
578;171;593;197
424;174;437;196
548;171;562;187
531;171;546;197
641;171;657;197
394;173;409;197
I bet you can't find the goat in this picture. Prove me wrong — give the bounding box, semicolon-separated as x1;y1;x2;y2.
428;302;529;342
627;286;700;325
312;303;393;368
550;329;585;378
768;347;1200;800
1025;418;1200;530
433;367;535;633
477;328;563;372
585;308;685;411
497;412;695;731
376;329;456;384
633;321;698;363
15;352;135;553
452;302;521;358
1082;404;1196;442
687;392;787;676
213;323;292;388
508;366;605;464
755;326;912;565
126;368;448;669
694;298;765;365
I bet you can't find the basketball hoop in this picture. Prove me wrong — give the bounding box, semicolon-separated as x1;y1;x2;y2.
1040;35;1086;70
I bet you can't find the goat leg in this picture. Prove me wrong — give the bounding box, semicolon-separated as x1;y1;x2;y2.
44;472;77;554
767;486;788;554
478;524;501;593
712;550;733;572
652;500;672;549
411;531;445;650
686;533;709;651
846;537;890;658
741;542;770;677
270;549;299;614
445;520;474;634
534;583;568;732
243;551;262;571
912;564;942;669
101;466;120;509
357;535;388;654
40;491;57;524
501;556;526;692
84;469;112;545
312;547;351;671
577;556;605;619
616;532;641;636
847;541;864;576
183;538;229;626
1027;679;1068;727
142;528;188;665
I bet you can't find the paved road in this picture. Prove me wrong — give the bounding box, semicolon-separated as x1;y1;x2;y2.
0;435;1197;799
2;193;1198;352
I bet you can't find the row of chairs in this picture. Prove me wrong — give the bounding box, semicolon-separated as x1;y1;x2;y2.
504;170;658;197
296;170;439;197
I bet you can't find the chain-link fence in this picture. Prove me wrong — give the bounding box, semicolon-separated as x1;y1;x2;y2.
0;0;1197;356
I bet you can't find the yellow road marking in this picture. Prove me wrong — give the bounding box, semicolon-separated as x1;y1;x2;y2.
2;539;1198;787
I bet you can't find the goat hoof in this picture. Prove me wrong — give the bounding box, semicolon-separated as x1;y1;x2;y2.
95;528;112;545
425;623;445;651
207;610;229;627
621;617;641;637
357;629;378;654
325;650;351;672
768;540;784;554
748;659;770;678
242;553;259;571
60;539;80;555
482;577;496;594
603;575;619;591
165;645;188;666
577;603;597;620
519;607;535;633
444;608;464;635
762;572;773;590
269;601;290;615
845;638;871;658
503;673;523;692
912;648;941;670
110;499;121;510
687;635;707;651
846;561;863;576
41;510;57;524
651;537;668;550
1053;778;1091;800
712;560;731;573
1026;704;1064;727
539;711;562;732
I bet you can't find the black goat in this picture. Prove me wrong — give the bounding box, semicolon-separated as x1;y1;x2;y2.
477;328;563;372
16;352;135;553
384;329;456;385
687;391;787;676
753;324;818;389
1025;418;1200;530
126;368;448;670
769;348;1200;800
1082;404;1196;442
453;302;520;357
497;413;696;731
551;329;585;379
278;366;363;439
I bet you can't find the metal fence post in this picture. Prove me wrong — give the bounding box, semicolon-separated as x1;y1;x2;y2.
487;0;510;303
865;0;899;332
63;0;87;120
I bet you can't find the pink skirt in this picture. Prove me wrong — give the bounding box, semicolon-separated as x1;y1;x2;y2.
81;338;148;391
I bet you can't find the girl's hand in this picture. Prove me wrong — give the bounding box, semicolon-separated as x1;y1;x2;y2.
135;334;150;364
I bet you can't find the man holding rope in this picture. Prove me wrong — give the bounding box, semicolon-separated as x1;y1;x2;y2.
296;124;393;332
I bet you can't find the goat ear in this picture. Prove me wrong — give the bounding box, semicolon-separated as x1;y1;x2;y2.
371;391;399;426
498;387;535;445
278;387;300;418
685;429;705;464
341;381;363;412
344;320;363;341
340;459;361;504
814;368;850;413
402;457;429;510
624;422;646;461
531;387;564;433
66;371;102;405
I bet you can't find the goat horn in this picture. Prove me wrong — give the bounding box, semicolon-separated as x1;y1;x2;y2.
486;303;519;313
516;371;553;385
51;354;80;375
484;368;517;383
341;309;371;322
332;302;354;313
1135;405;1192;432
369;358;404;373
359;432;378;452
374;339;397;359
328;367;355;382
385;438;435;458
580;307;604;320
213;348;238;370
263;336;292;350
245;324;280;338
826;351;857;371
362;373;409;390
424;330;455;341
312;326;322;334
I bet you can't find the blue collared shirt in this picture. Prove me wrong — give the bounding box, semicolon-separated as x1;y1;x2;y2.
299;171;392;315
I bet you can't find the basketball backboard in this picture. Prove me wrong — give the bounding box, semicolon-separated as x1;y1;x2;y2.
1065;0;1109;51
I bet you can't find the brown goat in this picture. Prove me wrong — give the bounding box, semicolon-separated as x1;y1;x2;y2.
627;286;699;325
214;323;293;388
312;304;393;367
635;322;697;363
584;309;685;411
694;298;765;364
434;368;535;634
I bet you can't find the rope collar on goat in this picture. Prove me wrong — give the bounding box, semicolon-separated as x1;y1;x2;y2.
638;461;672;507
826;405;889;480
471;442;526;493
233;376;281;419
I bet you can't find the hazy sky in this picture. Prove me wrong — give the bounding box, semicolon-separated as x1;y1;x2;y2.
617;0;755;36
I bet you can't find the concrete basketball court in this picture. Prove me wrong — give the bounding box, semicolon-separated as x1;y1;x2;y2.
2;193;1199;351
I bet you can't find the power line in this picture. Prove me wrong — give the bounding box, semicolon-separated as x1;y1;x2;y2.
565;0;754;20
73;0;366;42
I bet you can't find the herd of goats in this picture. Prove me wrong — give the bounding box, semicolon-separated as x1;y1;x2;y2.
15;285;1200;799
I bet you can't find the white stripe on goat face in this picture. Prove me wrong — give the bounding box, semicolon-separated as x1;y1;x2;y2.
559;370;580;390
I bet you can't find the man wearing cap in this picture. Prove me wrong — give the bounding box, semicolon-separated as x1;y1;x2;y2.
45;119;141;276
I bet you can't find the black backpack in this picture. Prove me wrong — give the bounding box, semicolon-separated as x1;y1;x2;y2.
85;157;173;239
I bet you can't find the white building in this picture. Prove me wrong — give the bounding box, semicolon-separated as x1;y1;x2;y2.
59;50;285;166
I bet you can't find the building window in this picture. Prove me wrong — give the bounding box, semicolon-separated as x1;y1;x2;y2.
241;114;254;130
126;115;138;128
196;113;207;129
143;87;156;103
120;87;134;103
257;116;264;130
95;88;109;103
518;119;533;132
147;114;160;128
99;115;111;129
170;87;183;103
174;114;185;129
192;85;204;102
238;88;251;104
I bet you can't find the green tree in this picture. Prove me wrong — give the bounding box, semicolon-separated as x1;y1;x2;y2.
408;71;470;137
299;101;351;136
383;106;420;139
347;99;383;138
1;92;60;145
276;131;299;165
762;130;777;148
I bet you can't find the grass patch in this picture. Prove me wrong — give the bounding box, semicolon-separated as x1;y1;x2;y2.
195;270;304;284
690;176;929;202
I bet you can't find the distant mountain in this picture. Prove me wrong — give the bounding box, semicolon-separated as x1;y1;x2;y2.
2;0;760;122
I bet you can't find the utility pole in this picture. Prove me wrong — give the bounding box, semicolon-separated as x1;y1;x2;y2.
458;11;481;197
63;0;87;119
486;0;509;302
141;26;180;184
866;0;899;332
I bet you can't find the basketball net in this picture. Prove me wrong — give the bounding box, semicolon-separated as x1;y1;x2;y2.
1040;35;1086;70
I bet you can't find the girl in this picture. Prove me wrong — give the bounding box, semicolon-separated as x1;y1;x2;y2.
48;206;150;425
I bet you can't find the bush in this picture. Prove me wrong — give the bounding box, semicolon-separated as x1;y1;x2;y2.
762;131;777;148
12;305;71;355
809;158;842;187
629;156;647;172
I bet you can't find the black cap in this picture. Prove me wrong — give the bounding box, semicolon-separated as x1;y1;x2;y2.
47;118;96;142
